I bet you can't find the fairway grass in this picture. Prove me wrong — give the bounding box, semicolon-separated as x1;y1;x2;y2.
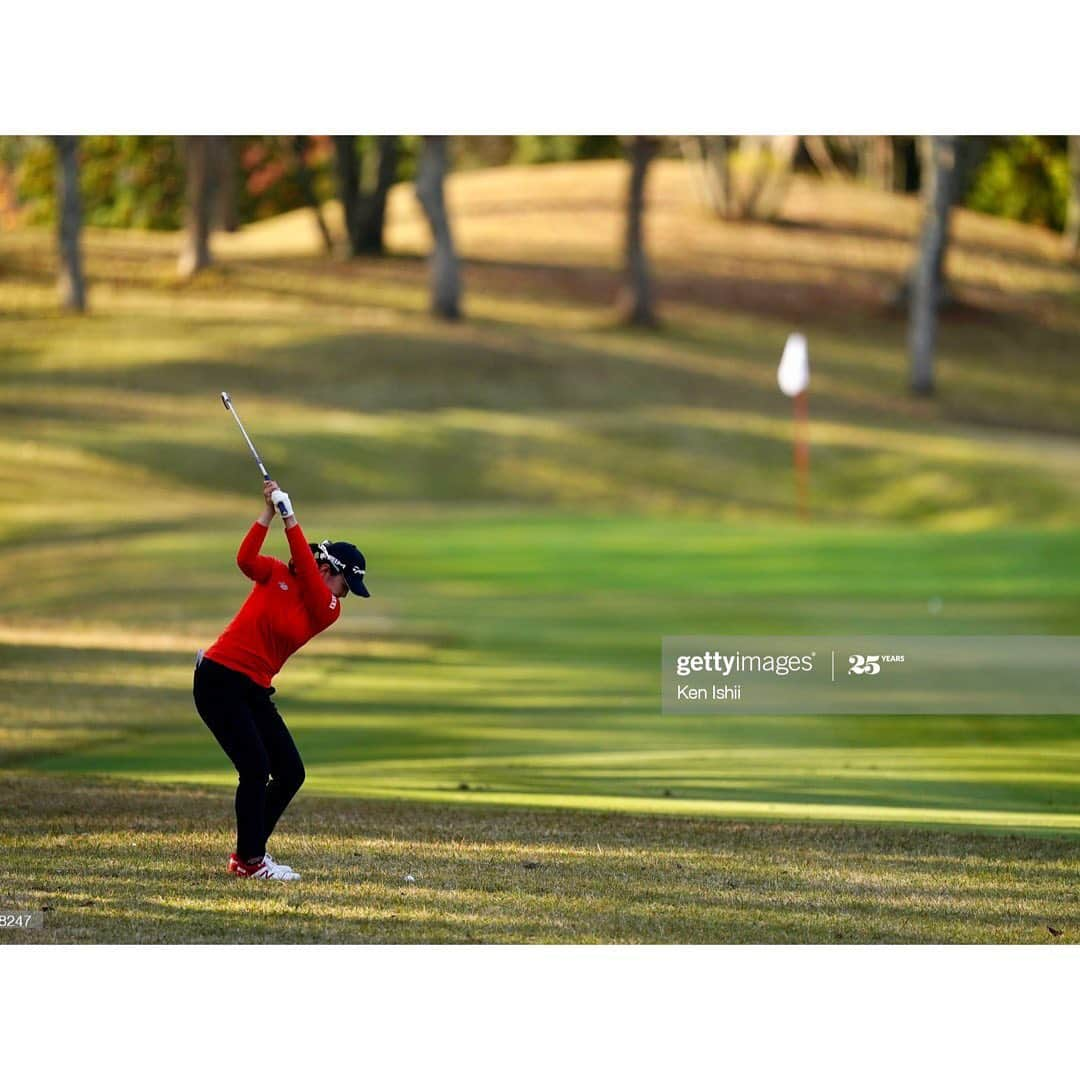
2;773;1076;944
3;517;1080;834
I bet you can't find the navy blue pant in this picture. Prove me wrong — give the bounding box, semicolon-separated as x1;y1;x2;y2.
193;656;305;861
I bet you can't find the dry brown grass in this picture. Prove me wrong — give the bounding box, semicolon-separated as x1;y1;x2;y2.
3;773;1078;944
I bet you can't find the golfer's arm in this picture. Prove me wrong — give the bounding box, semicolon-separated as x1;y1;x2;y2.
285;520;334;611
237;518;275;583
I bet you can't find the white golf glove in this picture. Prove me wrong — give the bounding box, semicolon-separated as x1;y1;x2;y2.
271;490;294;518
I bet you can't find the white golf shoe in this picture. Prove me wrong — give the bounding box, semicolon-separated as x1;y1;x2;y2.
227;852;301;882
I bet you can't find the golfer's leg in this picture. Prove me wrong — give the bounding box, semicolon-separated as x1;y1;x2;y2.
194;663;272;861
252;692;305;844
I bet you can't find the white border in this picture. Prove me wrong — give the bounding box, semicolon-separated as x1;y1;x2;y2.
3;946;1077;1078
3;2;1077;131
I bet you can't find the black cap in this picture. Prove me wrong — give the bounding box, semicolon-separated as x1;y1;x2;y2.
314;540;370;598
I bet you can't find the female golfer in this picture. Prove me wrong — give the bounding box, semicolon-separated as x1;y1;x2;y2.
193;479;369;882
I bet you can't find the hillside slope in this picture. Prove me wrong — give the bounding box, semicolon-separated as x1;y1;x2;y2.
3;161;1079;532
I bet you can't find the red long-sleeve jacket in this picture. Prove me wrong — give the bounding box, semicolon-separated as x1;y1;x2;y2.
204;521;341;687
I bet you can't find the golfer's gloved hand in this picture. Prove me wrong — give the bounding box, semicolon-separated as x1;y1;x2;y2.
271;490;294;518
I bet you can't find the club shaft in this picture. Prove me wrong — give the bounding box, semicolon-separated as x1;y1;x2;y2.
221;392;270;480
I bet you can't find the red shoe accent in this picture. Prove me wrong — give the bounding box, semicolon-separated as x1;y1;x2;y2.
227;852;265;877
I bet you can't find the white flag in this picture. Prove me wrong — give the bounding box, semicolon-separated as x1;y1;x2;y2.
778;332;810;397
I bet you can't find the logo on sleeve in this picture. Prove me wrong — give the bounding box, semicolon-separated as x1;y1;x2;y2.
279;581;289;591
329;596;338;611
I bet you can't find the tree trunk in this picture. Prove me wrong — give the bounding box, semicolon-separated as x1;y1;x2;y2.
415;136;461;320
51;136;86;312
680;136;730;218
1064;135;1080;261
952;135;989;205
728;135;797;220
803;136;843;182
733;135;771;218
853;136;893;190
333;135;362;256
178;136;218;277
291;136;334;253
859;136;895;191
750;135;798;219
617;135;661;327
893;135;978;310
214;136;239;233
855;137;874;184
877;135;895;191
357;135;399;254
908;136;958;396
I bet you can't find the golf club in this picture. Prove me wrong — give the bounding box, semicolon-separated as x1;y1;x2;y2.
221;391;271;481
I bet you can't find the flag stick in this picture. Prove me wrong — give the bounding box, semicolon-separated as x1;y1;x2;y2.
794;388;810;521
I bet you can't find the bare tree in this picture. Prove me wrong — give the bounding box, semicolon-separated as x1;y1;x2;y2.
680;135;796;221
214;136;239;233
734;135;797;219
51;136;86;312
1065;135;1080;261
415;136;461;320
358;135;399;254
333;136;400;256
178;136;220;277
617;136;661;327
893;135;987;311
680;136;731;217
803;136;895;190
855;136;895;191
291;136;334;253
908;136;958;396
952;136;989;205
333;135;362;255
803;136;843;181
